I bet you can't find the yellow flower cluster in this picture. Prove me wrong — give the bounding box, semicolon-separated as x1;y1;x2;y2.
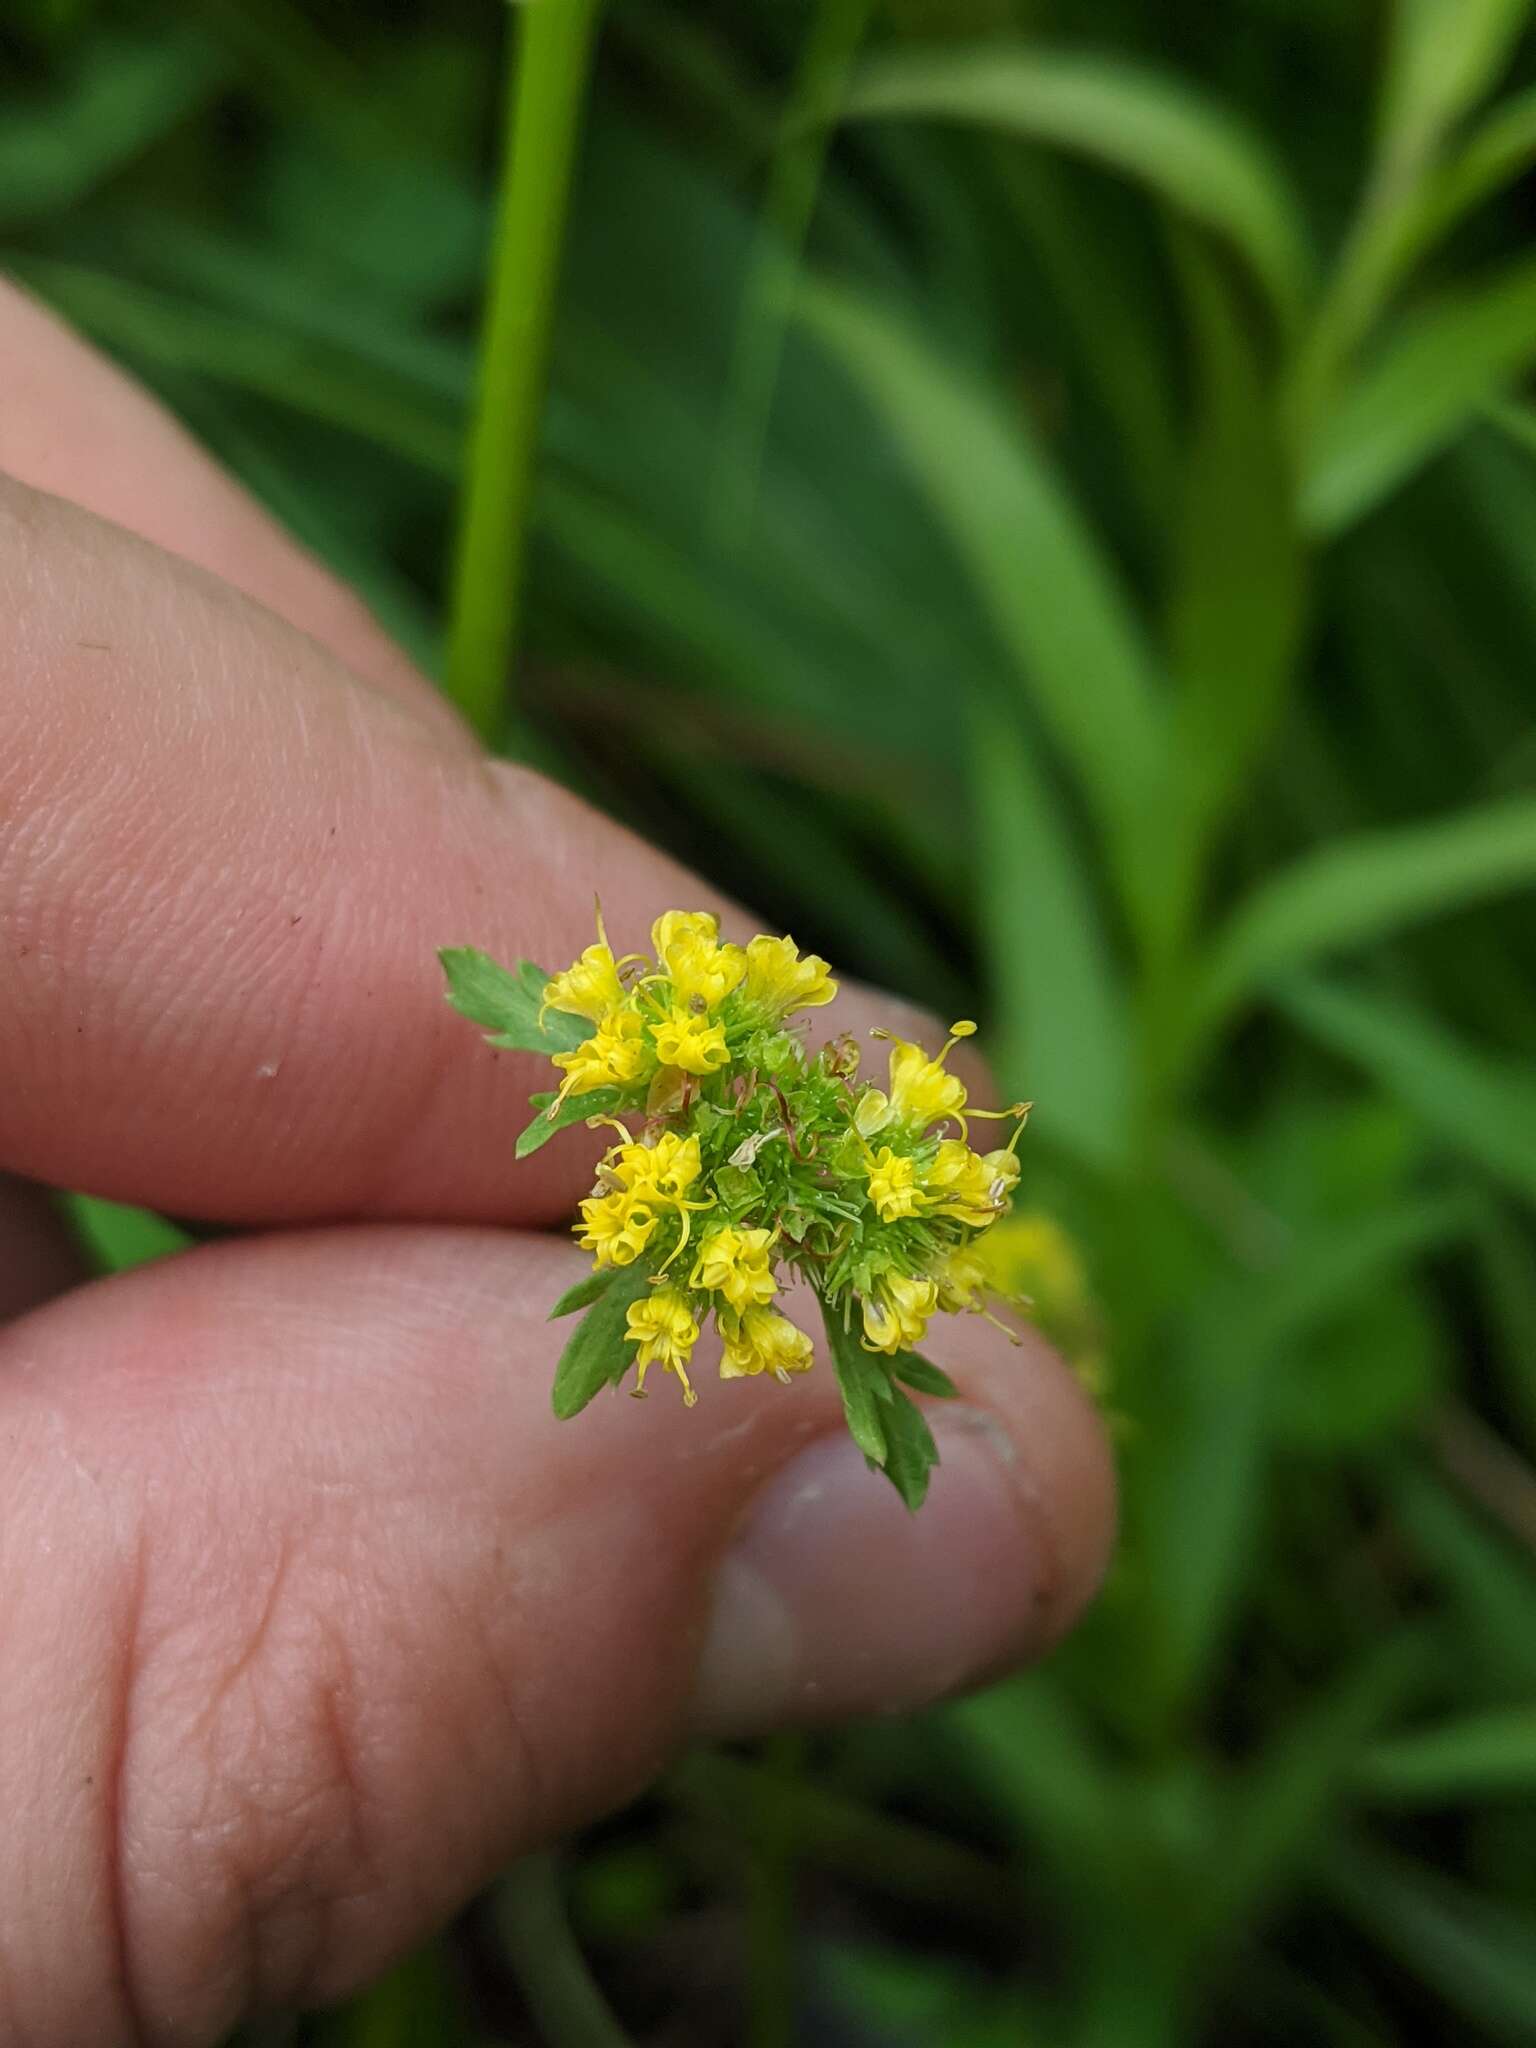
539;908;1028;1407
549;910;835;1113
442;905;1054;1503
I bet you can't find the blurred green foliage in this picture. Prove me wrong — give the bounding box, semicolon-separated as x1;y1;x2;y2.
7;0;1536;2039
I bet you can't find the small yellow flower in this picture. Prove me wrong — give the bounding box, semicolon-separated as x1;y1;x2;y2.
691;1224;777;1313
933;1243;990;1313
552;1004;652;1103
887;1035;968;1130
924;1141;1018;1227
861;1270;938;1354
541;942;625;1025
651;910;746;1011
575;1190;660;1268
611;1131;702;1201
652;1006;730;1077
741;934;836;1020
865;1146;925;1222
625;1286;701;1403
720;1305;815;1381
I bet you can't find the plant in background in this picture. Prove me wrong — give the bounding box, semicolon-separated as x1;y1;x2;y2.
440;909;1031;1507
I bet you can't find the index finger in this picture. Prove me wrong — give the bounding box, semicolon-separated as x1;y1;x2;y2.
0;478;969;1226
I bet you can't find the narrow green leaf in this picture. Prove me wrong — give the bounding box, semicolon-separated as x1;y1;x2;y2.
1359;1706;1536;1804
818;1299;889;1465
969;700;1131;1167
1200;1637;1426;1946
840;43;1311;327
1161;238;1304;934
891;1352;959;1400
1324;1835;1536;2043
516;1086;624;1159
549;1266;621;1320
1378;0;1532;169
798;278;1166;923
1304;256;1536;534
0;32;228;232
438;949;588;1053
1195;794;1536;1034
551;1263;656;1419
1279;979;1536;1207
1407;79;1536;269
19;258;465;477
879;1385;942;1511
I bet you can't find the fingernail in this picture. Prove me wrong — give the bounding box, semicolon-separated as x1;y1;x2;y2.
689;1405;1049;1737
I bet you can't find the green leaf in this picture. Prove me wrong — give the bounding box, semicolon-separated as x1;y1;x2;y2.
797;278;1166;929
1378;0;1532;169
549;1266;622;1320
1403;79;1536;273
1279;979;1536;1207
1324;1835;1536;2044
1359;1706;1536;1805
1161;238;1304;929
891;1352;960;1399
438;949;589;1053
1194;794;1536;1035
0;32;228;232
879;1384;943;1512
19;257;465;478
1200;1637;1426;1948
516;1086;625;1159
818;1299;889;1465
969;699;1131;1168
1303;256;1536;534
840;43;1311;328
551;1263;657;1419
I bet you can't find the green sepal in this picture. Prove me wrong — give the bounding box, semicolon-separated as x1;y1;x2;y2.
549;1265;621;1320
516;1086;624;1159
552;1262;657;1418
879;1383;942;1512
891;1351;960;1399
438;948;588;1054
818;1296;889;1466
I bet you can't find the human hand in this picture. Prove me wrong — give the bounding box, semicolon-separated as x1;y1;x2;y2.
0;283;1115;2046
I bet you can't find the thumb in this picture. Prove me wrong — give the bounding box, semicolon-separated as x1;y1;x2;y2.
0;1225;1112;2045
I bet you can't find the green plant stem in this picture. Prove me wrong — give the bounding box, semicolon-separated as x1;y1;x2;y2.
498;1852;634;2048
445;0;602;744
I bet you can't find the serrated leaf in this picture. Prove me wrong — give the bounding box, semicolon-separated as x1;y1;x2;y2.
549;1266;622;1321
818;1299;889;1465
551;1263;656;1419
892;1352;960;1399
880;1384;943;1512
438;948;588;1053
516;1086;625;1159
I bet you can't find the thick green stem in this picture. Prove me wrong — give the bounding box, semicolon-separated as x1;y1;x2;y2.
445;0;602;744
